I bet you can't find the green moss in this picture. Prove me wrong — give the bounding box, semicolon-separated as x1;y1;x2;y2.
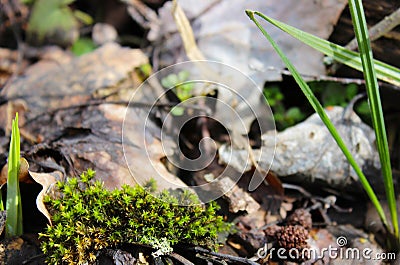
39;169;230;264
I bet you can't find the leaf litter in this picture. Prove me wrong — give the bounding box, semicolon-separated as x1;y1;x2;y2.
0;0;396;263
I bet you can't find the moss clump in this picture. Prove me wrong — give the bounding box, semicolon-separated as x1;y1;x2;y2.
39;169;229;264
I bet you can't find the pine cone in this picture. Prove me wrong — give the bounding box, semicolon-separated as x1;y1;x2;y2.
276;225;309;250
287;209;312;231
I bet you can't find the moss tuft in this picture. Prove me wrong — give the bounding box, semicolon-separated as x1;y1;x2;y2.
39;169;229;264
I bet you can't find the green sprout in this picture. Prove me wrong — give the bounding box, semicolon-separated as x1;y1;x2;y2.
263;85;306;130
161;70;194;101
5;113;23;238
161;70;194;116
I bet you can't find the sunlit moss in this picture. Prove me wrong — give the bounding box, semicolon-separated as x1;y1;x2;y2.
40;169;230;264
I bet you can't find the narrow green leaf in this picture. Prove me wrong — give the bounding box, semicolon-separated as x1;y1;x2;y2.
246;10;389;231
249;11;400;87
0;192;3;211
73;9;93;25
348;0;398;239
5;113;23;237
15;116;22;235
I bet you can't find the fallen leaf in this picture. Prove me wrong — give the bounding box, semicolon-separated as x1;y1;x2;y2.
4;43;189;194
139;0;347;136
0;158;31;186
5;43;148;120
29;170;63;224
147;0;347;84
6;237;23;251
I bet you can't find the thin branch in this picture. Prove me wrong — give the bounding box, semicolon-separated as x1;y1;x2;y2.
346;7;400;51
192;246;260;265
168;252;195;265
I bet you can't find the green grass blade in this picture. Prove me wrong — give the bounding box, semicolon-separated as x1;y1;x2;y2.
15;114;22;235
0;191;3;211
249;11;400;87
246;10;390;231
5;113;23;237
348;0;398;239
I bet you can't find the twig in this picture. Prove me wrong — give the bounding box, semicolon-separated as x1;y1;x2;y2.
168;252;195;265
342;93;367;120
197;97;214;158
278;68;400;91
122;0;160;29
196;253;228;264
328;7;400;74
22;253;45;264
281;183;352;224
345;7;400;52
281;183;313;198
171;0;205;61
192;246;260;265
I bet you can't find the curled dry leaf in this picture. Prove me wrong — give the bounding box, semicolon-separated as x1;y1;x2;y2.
0;157;30;186
29;170;64;224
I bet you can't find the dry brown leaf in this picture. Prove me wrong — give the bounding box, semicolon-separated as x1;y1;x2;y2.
3;43;189;193
4;43;148;120
148;0;347;84
171;0;205;61
6;237;24;251
29;170;63;224
0;157;31;186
